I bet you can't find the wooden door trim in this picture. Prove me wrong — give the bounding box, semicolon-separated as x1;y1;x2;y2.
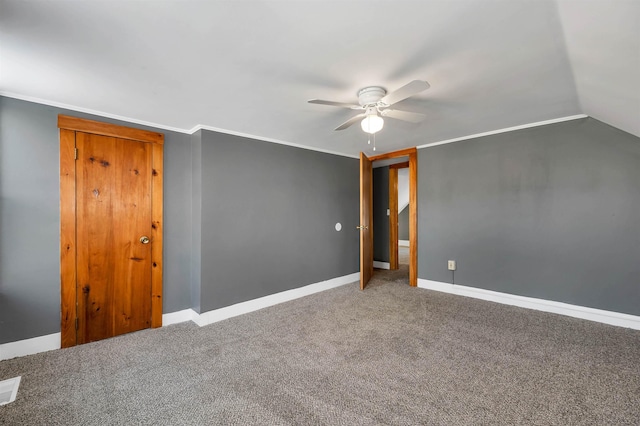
389;161;409;169
369;147;415;162
367;147;418;287
389;167;399;270
59;115;164;348
58;115;164;145
60;129;77;348
408;152;417;287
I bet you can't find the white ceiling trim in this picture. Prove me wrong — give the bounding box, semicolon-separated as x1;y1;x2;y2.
2;90;589;159
0;91;359;159
0;91;191;134
190;124;359;159
417;114;588;150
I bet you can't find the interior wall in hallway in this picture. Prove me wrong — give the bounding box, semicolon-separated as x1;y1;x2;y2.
398;206;409;241
373;167;389;263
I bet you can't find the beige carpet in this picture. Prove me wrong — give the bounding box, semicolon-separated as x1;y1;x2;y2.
1;271;639;425
398;245;409;265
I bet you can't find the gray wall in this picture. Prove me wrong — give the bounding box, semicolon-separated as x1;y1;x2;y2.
373;167;389;262
0;96;192;343
398;206;409;240
1;97;361;344
198;130;359;311
418;117;640;316
8;92;637;343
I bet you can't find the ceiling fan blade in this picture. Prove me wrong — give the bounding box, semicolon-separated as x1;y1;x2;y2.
335;113;366;131
381;109;426;123
380;80;430;106
308;99;361;109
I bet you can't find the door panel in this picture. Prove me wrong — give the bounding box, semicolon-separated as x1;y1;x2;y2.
360;152;373;289
76;132;152;343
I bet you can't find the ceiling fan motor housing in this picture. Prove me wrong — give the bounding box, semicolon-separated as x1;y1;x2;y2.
358;86;387;107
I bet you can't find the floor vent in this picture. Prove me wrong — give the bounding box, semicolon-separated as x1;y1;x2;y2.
0;376;21;405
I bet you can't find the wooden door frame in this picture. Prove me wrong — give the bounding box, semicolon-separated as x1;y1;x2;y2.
369;148;417;286
59;115;164;348
389;167;399;270
359;152;374;289
388;161;409;270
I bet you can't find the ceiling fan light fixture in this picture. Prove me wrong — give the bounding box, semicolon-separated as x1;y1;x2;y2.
361;114;384;134
309;80;429;134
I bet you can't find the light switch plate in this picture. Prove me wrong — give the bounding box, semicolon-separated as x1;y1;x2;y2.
448;260;456;271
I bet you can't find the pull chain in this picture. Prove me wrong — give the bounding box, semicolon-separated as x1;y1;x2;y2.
366;133;377;151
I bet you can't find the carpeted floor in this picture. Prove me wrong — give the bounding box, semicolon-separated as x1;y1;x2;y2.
1;269;639;425
398;245;409;266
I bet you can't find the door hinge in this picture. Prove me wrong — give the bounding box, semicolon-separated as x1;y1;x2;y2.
75;318;79;330
74;148;78;160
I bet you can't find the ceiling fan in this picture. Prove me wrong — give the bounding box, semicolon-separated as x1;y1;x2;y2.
308;80;430;134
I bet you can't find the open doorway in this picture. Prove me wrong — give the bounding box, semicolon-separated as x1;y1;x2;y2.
394;164;411;268
359;148;417;290
372;160;409;279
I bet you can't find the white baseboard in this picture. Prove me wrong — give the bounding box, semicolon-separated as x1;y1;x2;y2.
398;240;410;247
161;272;361;328
0;311;198;361
193;272;360;327
1;273;361;360
0;333;61;361
373;261;390;270
162;309;198;326
417;279;640;330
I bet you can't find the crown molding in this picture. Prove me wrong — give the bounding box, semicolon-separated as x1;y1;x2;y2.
0;92;358;159
191;124;359;158
0;91;190;134
1;92;588;159
417;114;588;149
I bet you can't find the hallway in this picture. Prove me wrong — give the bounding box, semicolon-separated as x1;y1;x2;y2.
369;245;410;288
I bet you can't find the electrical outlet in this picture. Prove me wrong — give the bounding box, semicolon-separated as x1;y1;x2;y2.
448;260;456;271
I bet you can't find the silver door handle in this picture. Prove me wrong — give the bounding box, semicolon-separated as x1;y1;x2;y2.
140;236;150;244
356;226;368;230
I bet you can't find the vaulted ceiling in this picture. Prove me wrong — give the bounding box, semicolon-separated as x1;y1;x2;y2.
1;0;638;157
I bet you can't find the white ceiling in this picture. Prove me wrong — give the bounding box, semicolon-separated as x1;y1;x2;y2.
1;0;638;157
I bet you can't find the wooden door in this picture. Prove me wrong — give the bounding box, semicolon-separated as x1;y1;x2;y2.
76;132;152;343
59;115;164;348
359;152;373;289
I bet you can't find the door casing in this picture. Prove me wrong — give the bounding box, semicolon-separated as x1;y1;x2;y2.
388;161;409;270
59;115;164;348
368;148;417;287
